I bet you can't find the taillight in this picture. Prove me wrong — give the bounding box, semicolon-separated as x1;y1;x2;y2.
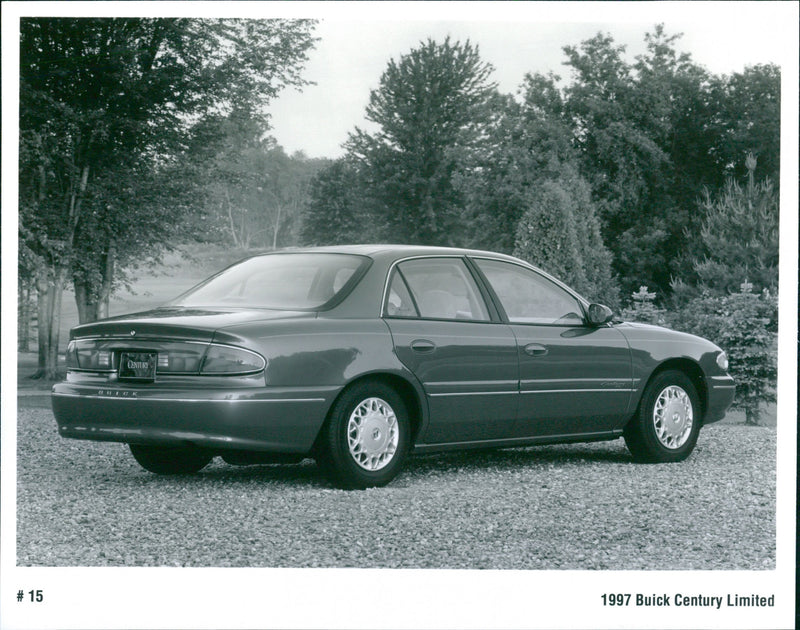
156;348;204;373
199;345;266;375
71;340;113;371
65;341;79;369
65;339;265;376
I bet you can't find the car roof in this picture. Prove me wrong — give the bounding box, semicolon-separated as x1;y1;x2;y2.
257;244;523;263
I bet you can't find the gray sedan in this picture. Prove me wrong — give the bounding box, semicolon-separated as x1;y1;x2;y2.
52;245;735;488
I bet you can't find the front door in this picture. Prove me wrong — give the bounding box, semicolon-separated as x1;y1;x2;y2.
383;257;519;444
472;258;633;438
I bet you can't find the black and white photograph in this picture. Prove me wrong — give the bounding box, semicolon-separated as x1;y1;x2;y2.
1;1;797;629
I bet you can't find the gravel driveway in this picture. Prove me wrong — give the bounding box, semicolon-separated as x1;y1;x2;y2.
16;398;776;569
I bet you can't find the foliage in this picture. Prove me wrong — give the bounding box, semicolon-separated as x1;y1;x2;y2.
193;113;328;250
513;166;619;304
346;37;496;245
524;26;781;297
558;27;704;294
301;159;385;246
19;17;317;375
620;286;666;326
686;157;779;297
455;83;578;254
709;64;781;184
514;182;585;286
69;159;206;321
668;282;777;425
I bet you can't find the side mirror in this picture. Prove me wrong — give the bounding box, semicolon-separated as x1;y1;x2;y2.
587;303;614;326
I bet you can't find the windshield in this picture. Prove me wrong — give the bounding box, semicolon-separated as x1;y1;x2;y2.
170;253;369;310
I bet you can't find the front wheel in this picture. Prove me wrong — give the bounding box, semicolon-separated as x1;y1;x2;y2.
624;370;701;463
318;382;410;489
129;444;213;475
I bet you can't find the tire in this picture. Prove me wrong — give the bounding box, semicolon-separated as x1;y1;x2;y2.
318;381;410;489
624;370;701;463
129;444;213;475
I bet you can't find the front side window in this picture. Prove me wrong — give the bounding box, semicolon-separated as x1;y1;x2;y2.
171;253;368;310
475;258;584;325
386;258;490;322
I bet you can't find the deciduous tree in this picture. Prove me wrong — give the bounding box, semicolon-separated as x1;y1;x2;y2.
709;64;780;184
301;159;383;246
455;86;576;254
19;18;317;377
346;38;496;245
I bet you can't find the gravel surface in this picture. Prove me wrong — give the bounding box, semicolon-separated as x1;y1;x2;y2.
16;398;776;569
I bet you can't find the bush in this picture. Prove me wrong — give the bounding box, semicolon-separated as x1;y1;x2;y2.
513;170;619;305
668;281;777;425
620;286;666;326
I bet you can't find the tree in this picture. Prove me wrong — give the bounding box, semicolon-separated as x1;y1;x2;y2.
69;160;206;323
301;159;384;246
559;27;719;296
620;286;666;326
513;166;618;304
455;83;578;254
346;37;496;245
681;154;779;297
195;112;328;250
709;64;780;185
19;18;317;377
556;27;780;298
260;150;329;249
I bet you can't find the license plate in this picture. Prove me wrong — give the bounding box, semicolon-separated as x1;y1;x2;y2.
118;352;157;381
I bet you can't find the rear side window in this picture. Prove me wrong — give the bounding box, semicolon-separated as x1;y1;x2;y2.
384;271;419;317
386;258;490;321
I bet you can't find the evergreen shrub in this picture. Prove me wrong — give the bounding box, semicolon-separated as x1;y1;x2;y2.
667;281;777;425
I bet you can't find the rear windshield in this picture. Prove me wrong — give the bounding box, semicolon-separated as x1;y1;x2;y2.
170;253;369;310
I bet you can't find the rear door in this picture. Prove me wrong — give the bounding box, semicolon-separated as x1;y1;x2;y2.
383;257;519;444
472;258;633;438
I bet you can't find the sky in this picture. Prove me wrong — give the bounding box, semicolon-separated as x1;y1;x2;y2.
262;3;794;158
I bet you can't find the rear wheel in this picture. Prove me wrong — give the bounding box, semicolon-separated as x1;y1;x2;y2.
624;370;701;463
129;444;213;475
318;381;410;489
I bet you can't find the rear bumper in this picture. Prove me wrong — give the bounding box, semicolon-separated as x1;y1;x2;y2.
704;375;736;424
51;382;336;454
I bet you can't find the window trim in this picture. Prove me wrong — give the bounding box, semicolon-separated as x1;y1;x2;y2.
384;267;421;318
468;256;590;327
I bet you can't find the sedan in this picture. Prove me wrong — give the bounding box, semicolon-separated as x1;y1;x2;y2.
52;245;735;488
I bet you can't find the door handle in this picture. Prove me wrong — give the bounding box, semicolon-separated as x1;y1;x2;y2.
523;343;548;357
411;339;436;353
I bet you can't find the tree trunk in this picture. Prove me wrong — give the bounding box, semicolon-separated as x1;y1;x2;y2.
272;203;282;249
34;264;66;379
73;279;99;325
18;281;33;351
225;188;243;248
74;239;116;324
98;239;115;320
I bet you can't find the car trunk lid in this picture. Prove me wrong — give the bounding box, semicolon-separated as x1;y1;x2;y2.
69;307;314;342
